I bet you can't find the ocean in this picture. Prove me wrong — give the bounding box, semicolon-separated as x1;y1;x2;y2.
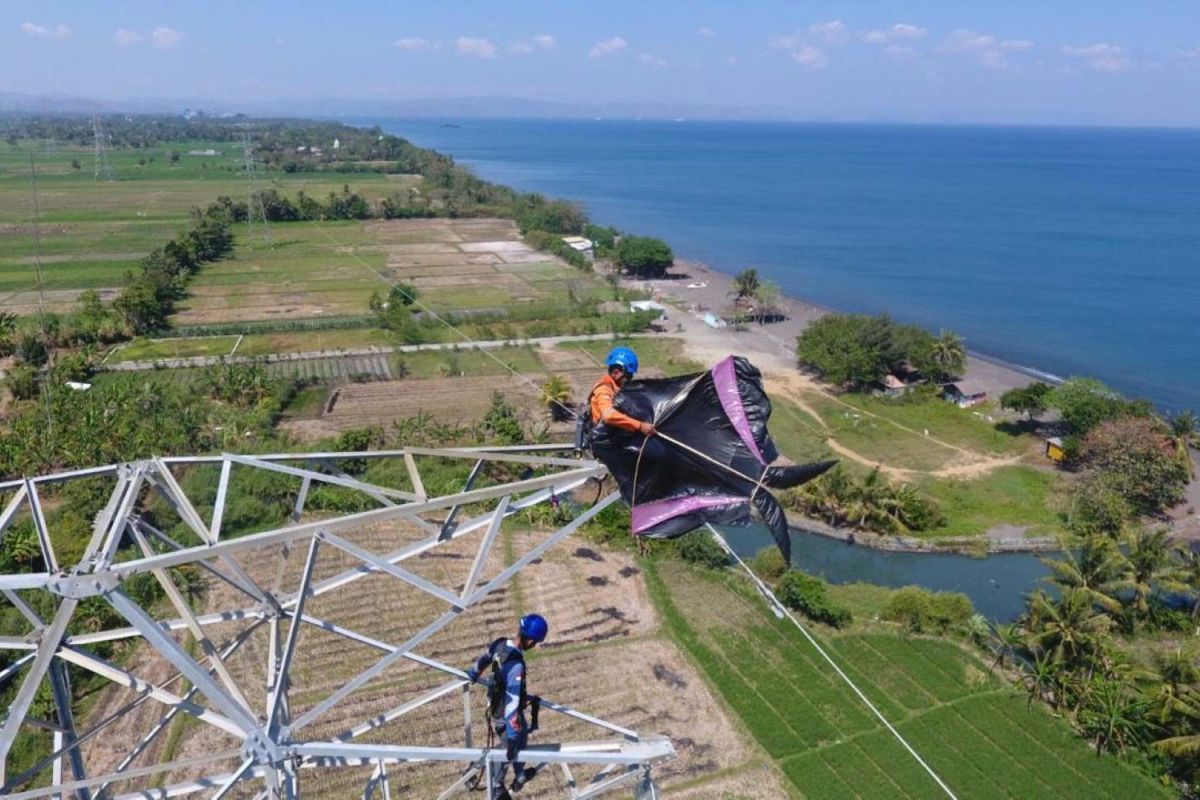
368;118;1200;413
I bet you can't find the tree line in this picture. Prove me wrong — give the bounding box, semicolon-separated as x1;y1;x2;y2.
796;312;968;389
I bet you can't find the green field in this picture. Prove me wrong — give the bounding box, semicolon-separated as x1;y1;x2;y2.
920;467;1068;539
648;559;1167;799
0;138;405;313
559;337;702;377
109;334;241;362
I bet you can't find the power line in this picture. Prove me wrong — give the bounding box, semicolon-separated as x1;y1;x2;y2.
27;153;55;445
706;524;959;800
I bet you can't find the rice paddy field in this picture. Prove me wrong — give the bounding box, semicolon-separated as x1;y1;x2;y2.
0;138;406;315
647;559;1169;800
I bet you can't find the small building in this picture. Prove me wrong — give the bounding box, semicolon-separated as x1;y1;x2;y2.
872;373;914;399
333;137;341;149
186;148;222;156
561;236;595;261
1044;436;1066;464
943;380;988;408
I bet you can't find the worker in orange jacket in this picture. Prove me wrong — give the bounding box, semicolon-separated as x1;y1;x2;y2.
590;347;655;436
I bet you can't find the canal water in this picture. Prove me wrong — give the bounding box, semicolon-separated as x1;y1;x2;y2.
723;525;1055;622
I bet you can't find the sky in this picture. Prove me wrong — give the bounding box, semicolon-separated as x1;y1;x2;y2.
3;1;1200;126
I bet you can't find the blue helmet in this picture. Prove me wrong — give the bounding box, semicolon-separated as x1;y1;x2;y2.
518;613;549;644
605;347;639;377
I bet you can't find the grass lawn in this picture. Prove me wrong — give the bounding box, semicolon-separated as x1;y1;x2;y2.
236;327;397;357
771;400;837;464
920;466;1070;539
647;558;1169;800
110;335;241;362
395;346;544;379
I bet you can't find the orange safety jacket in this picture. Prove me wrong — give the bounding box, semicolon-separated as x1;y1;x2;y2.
589;373;644;433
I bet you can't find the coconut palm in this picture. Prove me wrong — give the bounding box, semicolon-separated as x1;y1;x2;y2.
989;621;1026;673
1109;527;1189;621
1153;685;1200;757
928;329;967;378
540;374;573;422
1040;535;1124;614
730;269;761;300
1025;588;1112;667
1022;650;1062;708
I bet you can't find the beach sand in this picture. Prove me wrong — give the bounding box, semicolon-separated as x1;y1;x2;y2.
621;258;1037;398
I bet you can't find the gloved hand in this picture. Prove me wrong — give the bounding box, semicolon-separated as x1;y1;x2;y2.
466;668;479;683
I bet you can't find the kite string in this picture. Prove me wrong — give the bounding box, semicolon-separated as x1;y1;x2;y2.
705;524;959;800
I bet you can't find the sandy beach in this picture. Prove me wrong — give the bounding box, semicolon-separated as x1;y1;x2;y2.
622;258;1038;399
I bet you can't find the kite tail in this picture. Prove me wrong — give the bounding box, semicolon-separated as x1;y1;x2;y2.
762;459;838;490
752;489;792;563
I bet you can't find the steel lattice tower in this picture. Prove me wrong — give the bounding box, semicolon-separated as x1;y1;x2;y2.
0;446;671;799
91;115;114;183
242;133;273;247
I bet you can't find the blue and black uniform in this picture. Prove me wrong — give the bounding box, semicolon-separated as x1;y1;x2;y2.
468;637;536;796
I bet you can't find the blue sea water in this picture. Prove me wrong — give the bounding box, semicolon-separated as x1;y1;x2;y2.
369;118;1200;413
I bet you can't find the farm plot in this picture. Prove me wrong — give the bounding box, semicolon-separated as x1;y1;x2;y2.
320;375;545;430
648;559;1170;800
265;354;394;381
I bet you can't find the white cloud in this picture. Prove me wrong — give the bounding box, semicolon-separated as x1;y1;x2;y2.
394;37;437;51
883;45;915;58
589;37;627;58
638;53;667;67
1063;43;1131;72
808;20;848;43
113;28;142;46
862;23;926;44
20;21;70;39
1182;45;1200;62
790;45;828;69
151;26;184;50
697;27;716;38
456;36;497;58
941;30;1032;68
509;34;554;54
726;56;739;65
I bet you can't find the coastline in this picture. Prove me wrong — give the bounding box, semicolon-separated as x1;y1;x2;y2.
626;257;1040;400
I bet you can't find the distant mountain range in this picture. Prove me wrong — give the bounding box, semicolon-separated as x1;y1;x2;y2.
0;91;792;122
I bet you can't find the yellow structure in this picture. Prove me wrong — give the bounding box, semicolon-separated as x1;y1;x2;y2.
1045;436;1066;463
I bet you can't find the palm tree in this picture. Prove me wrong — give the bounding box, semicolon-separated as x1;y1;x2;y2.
730;269;761;300
1040;535;1124;614
1150;648;1198;722
540;374;573;422
1109;527;1188;622
1153;685;1200;757
989;621;1026;673
1026;588;1112;667
1022;650;1062;708
928;329;966;379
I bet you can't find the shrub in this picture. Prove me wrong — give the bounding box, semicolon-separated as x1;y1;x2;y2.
677;532;729;570
7;365;39;400
775;570;852;628
882;586;974;633
750;547;788;581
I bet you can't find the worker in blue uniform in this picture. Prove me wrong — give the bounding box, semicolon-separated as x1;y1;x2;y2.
467;613;548;799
